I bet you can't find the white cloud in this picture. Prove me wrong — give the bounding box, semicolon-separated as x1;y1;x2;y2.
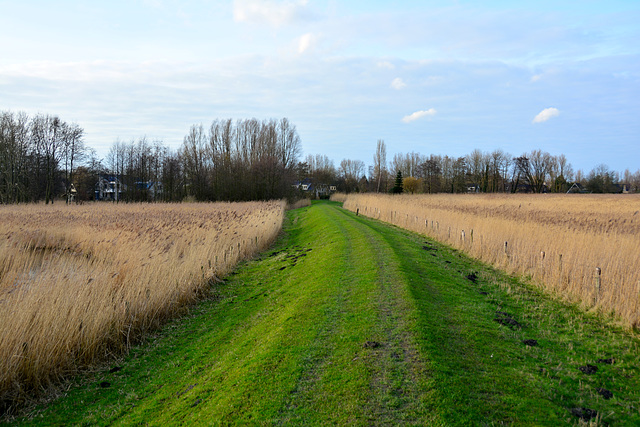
402;109;437;123
391;77;406;90
533;107;560;123
297;33;316;54
530;74;542;82
377;61;395;70
233;0;310;27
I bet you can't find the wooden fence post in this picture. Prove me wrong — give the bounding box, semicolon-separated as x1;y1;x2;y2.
594;267;602;303
461;230;465;243
504;241;508;256
470;229;473;244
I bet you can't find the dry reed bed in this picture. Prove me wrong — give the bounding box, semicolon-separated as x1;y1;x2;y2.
343;193;640;327
0;201;285;407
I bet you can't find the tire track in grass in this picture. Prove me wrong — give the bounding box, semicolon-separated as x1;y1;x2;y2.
272;203;440;425
275;206;368;424
318;204;439;425
347;209;527;423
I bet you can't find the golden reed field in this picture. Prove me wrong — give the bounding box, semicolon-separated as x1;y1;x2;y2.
0;201;285;406
341;193;640;328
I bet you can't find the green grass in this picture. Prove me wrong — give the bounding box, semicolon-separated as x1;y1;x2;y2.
5;201;640;425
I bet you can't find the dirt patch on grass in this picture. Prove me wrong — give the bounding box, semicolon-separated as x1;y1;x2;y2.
494;311;522;329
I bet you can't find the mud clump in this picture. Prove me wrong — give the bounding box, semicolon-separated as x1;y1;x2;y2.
597;388;613;400
494;311;522;329
363;341;381;349
422;243;436;251
579;364;598;375
571;407;598;421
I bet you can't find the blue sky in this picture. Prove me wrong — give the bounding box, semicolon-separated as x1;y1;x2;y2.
1;0;638;173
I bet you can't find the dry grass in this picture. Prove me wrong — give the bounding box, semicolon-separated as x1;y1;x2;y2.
0;201;285;408
329;193;348;203
287;198;311;210
344;193;640;327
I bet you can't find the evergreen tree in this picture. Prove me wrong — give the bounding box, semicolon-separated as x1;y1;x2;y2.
392;170;403;194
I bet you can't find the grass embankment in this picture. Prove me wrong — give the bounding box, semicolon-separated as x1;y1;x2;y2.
7;201;640;425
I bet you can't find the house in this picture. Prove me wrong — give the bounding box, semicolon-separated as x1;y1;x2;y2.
566;182;587;194
505;182;548;193
292;178;313;192
135;181;163;200
95;175;125;201
293;178;337;198
466;183;480;193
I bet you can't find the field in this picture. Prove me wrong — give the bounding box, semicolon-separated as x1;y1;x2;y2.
342;193;640;327
0;201;285;410
8;201;640;425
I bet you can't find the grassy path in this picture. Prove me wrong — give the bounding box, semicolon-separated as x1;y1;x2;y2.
9;201;640;425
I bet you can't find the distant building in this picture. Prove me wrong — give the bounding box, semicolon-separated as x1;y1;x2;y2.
95;175;125;201
135;181;163;200
466;183;480;193
566;182;587;194
293;178;337;198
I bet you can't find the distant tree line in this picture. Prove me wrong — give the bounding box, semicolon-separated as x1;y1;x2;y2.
2;109;639;204
177;118;301;201
0;111;86;203
307;140;640;195
102;118;302;202
1;111;304;203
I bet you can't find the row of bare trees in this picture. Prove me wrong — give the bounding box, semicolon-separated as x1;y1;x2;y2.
102;118;303;202
384;146;638;194
179;118;302;201
1;111;304;204
3;108;638;203
0;111;86;203
304;141;639;195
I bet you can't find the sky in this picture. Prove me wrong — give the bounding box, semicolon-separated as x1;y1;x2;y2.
1;0;639;174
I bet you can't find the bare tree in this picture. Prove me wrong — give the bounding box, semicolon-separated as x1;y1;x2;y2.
61;123;85;203
339;159;365;193
0;111;31;203
182;124;210;200
418;155;441;194
31;114;67;203
489;149;510;192
373;139;387;193
466;149;486;190
514;150;553;193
